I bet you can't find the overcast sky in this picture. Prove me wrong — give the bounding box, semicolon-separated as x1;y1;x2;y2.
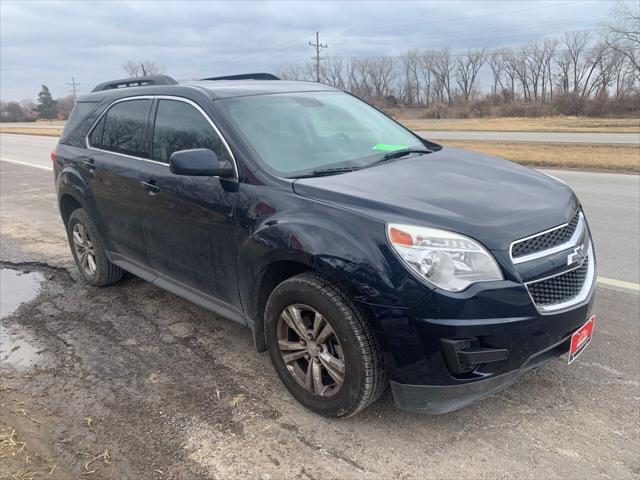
0;0;616;101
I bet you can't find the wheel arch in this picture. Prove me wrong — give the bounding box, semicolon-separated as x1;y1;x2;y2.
248;253;382;353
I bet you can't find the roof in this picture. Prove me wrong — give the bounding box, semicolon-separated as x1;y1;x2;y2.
184;79;338;99
78;79;338;103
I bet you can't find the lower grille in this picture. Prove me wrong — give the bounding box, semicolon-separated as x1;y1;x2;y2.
527;256;590;306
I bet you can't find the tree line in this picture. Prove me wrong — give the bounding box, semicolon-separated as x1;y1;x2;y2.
0;62;164;123
279;5;639;116
0;85;75;122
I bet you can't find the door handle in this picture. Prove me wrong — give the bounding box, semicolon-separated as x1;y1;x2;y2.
140;178;160;195
83;158;96;172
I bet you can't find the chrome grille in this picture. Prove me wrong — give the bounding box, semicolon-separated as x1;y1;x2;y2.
527;255;590;307
512;211;580;259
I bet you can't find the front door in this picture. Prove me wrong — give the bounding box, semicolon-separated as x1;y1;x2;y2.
138;98;241;313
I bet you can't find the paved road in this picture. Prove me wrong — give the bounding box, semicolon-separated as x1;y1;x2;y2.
418;130;640;144
1;133;637;286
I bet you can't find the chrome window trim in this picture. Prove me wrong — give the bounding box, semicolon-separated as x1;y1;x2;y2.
525;241;595;315
85;94;238;179
510;211;584;264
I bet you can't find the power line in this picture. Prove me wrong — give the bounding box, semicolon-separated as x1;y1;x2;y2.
67;77;80;100
309;31;328;82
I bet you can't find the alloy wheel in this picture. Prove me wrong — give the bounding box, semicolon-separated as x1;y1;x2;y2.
277;304;345;397
72;223;97;276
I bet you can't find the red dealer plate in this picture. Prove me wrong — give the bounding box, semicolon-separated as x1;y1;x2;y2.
568;315;595;364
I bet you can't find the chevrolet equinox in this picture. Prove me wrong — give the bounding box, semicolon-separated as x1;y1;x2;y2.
53;73;596;417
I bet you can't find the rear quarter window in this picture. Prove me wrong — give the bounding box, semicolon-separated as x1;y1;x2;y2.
60;101;99;147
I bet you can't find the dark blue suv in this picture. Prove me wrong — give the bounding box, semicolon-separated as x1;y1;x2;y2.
53;74;596;417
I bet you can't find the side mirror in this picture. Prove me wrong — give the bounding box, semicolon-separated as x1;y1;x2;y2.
169;148;234;177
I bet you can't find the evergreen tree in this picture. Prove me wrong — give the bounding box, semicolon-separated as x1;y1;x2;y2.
36;85;58;120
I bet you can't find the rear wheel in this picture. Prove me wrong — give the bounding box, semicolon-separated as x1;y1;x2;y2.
67;209;123;286
265;272;387;417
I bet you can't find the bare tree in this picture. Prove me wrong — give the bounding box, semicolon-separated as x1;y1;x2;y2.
501;48;518;102
554;48;572;95
455;48;487;103
122;61;165;77
419;50;437;106
56;95;76;120
542;38;558;101
563;31;591;94
605;1;640;77
432;48;455;104
488;49;506;97
366;57;396;99
320;56;346;89
400;50;421;105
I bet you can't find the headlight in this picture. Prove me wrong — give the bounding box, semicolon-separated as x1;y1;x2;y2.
387;224;503;292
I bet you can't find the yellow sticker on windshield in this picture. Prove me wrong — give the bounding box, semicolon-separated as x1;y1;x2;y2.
372;143;407;151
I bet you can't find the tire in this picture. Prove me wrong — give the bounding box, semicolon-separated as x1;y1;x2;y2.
265;272;387;418
66;208;124;286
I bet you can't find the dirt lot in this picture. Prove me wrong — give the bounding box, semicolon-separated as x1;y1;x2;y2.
1;162;639;479
439;141;640;173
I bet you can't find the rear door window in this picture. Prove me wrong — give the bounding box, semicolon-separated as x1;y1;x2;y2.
151;99;229;164
89;99;152;158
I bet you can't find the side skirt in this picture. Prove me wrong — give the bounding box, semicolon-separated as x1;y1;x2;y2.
107;251;247;326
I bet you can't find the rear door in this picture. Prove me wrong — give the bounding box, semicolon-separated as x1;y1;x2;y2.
86;97;152;263
138;97;241;313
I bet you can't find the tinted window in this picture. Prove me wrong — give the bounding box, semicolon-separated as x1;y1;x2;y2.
63;101;98;137
90;99;152;157
88;115;105;148
152;100;229;163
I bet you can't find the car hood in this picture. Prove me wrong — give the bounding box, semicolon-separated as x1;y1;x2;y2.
292;147;579;251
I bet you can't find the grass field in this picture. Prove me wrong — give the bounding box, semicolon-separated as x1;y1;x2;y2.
442;140;640;172
398;116;640;133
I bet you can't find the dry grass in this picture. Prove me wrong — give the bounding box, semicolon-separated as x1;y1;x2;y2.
442;140;640;172
0;127;62;137
398;116;640;133
0;426;39;479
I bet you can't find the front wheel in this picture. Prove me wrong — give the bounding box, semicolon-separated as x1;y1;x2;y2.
265;272;387;418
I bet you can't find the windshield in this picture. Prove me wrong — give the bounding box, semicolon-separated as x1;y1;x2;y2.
217;91;424;177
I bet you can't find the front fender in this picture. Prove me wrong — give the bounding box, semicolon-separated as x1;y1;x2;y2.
239;201;428;314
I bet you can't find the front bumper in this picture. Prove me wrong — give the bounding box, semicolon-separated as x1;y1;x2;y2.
359;253;596;414
390;332;572;414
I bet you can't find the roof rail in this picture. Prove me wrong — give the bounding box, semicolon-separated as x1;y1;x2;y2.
91;75;179;92
200;73;280;81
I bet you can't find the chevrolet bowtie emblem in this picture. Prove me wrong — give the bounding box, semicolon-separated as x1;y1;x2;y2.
567;243;586;266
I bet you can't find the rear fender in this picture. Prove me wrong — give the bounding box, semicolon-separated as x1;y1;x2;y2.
57;166;110;250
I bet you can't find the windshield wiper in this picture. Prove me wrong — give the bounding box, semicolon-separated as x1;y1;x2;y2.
382;148;432;161
309;166;361;176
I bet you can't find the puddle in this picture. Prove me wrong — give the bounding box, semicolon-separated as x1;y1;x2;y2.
1;268;46;370
0;324;43;370
1;268;44;319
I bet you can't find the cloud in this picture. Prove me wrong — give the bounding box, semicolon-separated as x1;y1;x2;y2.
0;0;612;100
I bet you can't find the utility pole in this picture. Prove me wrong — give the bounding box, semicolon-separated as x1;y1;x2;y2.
309;31;328;83
67;77;80;101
